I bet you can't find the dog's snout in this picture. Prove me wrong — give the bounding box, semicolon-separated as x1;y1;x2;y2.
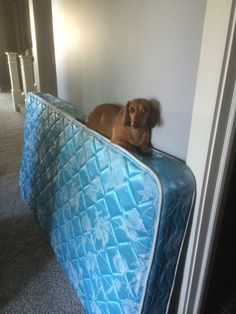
132;121;139;129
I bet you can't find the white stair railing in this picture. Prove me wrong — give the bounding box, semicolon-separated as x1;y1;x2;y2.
6;52;37;113
5;52;24;112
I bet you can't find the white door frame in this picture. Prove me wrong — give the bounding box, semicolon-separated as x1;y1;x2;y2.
178;0;236;313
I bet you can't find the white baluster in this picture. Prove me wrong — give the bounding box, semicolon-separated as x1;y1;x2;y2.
5;52;24;111
19;55;37;96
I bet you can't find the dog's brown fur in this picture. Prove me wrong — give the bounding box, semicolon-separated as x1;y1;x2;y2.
86;98;159;154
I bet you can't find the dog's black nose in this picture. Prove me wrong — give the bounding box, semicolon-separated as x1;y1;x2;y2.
132;122;139;129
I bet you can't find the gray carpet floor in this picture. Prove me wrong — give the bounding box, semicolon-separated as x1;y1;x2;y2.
0;93;84;314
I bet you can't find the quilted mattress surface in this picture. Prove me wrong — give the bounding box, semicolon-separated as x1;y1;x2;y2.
19;93;195;314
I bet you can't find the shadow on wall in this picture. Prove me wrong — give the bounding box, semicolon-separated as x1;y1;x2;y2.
150;98;163;127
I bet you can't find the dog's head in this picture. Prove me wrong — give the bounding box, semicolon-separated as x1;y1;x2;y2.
122;98;159;129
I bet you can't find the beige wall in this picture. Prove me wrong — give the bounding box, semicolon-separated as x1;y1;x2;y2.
0;0;32;92
0;0;18;92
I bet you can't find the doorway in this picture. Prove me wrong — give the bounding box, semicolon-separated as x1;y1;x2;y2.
203;132;236;313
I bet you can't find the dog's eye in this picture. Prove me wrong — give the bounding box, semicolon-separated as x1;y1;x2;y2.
129;107;135;113
142;108;147;113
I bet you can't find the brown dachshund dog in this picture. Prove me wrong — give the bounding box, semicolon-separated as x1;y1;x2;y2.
86;98;159;154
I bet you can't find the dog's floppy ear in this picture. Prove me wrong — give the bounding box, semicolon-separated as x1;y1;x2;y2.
148;103;160;128
122;101;131;126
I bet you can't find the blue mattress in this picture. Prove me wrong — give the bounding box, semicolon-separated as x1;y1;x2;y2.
19;92;195;314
